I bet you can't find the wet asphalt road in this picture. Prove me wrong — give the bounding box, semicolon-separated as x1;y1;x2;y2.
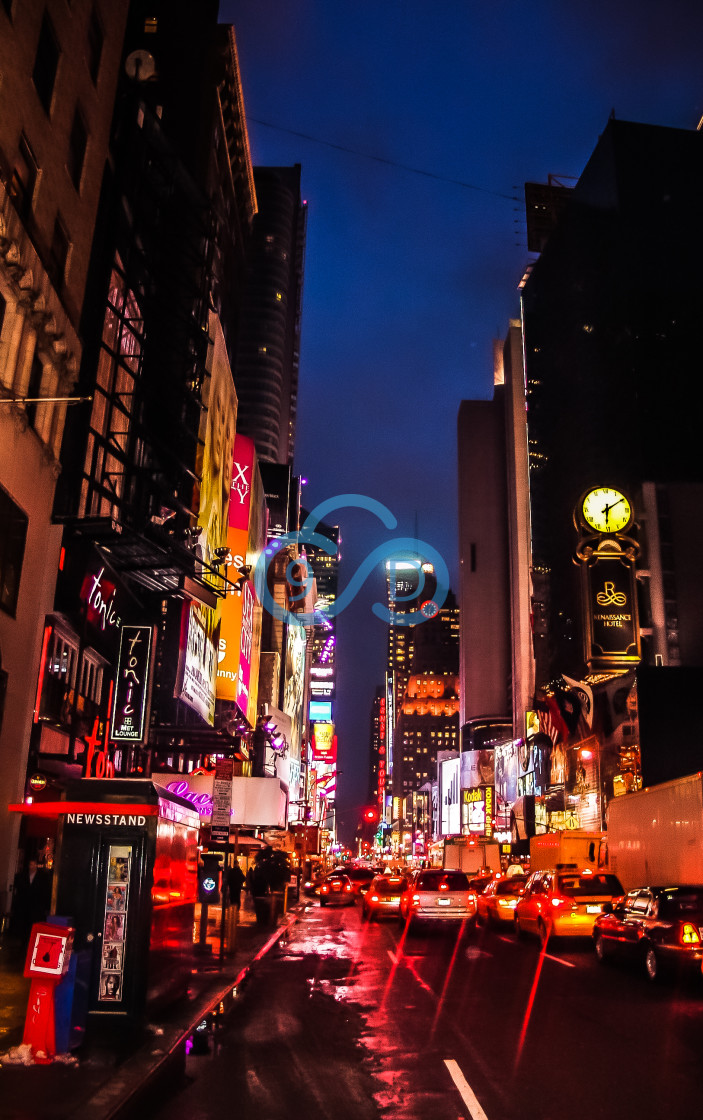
150;899;703;1120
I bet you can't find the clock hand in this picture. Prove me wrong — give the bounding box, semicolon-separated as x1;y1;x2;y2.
601;496;625;518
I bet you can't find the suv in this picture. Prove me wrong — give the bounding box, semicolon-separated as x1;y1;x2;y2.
514;865;624;942
399;869;478;933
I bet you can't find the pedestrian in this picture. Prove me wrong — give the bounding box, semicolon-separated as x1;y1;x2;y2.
9;857;52;949
227;860;246;908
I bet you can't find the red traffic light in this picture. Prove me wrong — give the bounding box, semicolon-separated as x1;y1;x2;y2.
362;808;377;823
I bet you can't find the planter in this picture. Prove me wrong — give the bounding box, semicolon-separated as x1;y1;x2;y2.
253;896;274;926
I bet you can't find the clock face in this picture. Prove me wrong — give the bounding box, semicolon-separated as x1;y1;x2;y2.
581;487;632;534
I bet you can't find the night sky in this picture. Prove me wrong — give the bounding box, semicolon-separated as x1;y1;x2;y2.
222;0;703;842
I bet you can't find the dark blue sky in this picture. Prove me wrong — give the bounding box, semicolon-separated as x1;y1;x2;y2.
222;0;703;840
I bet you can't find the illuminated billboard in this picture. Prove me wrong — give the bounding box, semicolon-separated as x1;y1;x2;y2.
196;313;237;568
283;621;307;757
309;700;332;722
460;749;495;789
176;601;218;725
216;435;264;725
311;722;337;765
439;755;460;836
461;786;495;838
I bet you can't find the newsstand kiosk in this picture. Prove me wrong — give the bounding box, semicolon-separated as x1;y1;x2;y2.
48;779;199;1033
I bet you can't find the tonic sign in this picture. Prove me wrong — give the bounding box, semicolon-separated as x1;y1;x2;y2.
111;625;153;742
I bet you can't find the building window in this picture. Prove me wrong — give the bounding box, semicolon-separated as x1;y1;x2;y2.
67;108;88;189
0;485;28;617
87;7;104;83
144;16;158;32
9;135;38;218
49;215;70;289
26;353;44;428
37;626;78;724
79;649;104;706
33;11;60;114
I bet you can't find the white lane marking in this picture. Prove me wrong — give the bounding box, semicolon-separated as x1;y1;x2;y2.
387;950;397;964
496;933;575;966
444;1058;490;1120
544;952;575;967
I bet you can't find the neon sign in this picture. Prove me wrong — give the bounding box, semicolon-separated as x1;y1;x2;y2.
82;567;122;631
165;779;214;817
111;626;152;741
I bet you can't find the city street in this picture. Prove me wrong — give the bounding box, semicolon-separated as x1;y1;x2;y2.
151;898;703;1120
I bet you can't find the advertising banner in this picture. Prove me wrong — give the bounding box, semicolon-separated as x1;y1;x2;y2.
461;786;495;838
196;313;237;569
460;749;495;789
283;621;307;758
311;722;337;764
176;601;218;725
439;755;460;836
216;434;264;726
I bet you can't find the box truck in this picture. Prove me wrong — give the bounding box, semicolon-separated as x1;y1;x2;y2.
606;771;703;891
529;830;606;872
443;837;501;874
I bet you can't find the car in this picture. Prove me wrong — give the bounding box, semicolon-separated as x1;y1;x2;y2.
399;868;478;933
303;871;327;896
362;874;408;921
468;873;496;896
593;884;703;982
514;865;624;942
341;866;377;899
477;875;528;927
319;872;355;906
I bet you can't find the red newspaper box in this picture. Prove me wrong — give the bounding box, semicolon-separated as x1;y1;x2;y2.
23;922;74;1061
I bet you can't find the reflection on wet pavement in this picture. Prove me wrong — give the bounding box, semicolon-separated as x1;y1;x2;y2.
289;903;463;1120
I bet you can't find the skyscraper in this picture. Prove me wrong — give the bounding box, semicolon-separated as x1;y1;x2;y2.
233;165;307;466
522;119;703;682
392;591;460;801
304;517;340;720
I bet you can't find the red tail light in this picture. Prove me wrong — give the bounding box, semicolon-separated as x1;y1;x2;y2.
345;884;352;892
412;894;421;906
321;885;329;894
370;895;379;903
680;922;701;945
551;897;565;908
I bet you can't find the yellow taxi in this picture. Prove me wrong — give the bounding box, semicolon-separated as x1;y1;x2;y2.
477;874;528;927
361;874;408;921
514;864;624;942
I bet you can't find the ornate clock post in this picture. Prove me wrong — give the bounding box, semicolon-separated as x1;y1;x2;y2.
574;487;641;671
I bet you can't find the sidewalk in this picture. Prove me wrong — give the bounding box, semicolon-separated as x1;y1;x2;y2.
0;896;300;1120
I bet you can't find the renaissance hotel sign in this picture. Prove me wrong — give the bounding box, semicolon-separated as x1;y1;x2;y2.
583;552;640;668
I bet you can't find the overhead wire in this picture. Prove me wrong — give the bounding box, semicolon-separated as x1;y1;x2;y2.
246;116;518;201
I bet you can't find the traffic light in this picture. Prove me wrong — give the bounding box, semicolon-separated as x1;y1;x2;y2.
362;808;377;824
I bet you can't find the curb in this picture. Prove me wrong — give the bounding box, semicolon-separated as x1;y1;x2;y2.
75;911;298;1120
